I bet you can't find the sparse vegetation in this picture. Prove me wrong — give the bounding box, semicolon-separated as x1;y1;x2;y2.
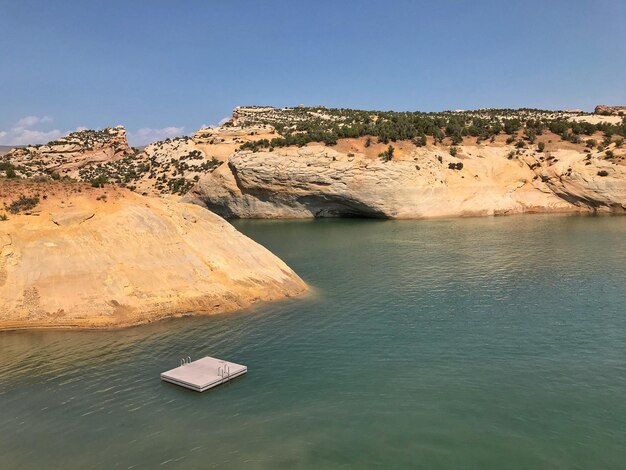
6;195;40;214
234;107;626;152
0;162;18;178
378;145;395;162
90;175;108;188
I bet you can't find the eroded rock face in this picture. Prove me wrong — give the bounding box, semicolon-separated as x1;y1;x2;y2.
1;124;280;197
594;105;626;115
192;144;626;219
4;126;133;178
534;150;626;211
0;182;306;329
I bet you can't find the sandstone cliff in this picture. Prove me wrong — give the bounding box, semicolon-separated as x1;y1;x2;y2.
3;106;625;219
192;137;626;219
0;181;306;330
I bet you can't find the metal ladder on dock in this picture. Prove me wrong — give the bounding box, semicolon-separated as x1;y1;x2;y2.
218;363;230;383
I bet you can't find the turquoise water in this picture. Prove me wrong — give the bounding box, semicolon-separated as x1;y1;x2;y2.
1;215;626;469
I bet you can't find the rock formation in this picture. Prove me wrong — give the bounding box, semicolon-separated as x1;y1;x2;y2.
3;106;625;219
4;126;133;179
0;181;306;330
594;105;626;115
191;139;626;219
1;123;280;197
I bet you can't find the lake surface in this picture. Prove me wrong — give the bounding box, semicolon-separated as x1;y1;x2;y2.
1;215;626;469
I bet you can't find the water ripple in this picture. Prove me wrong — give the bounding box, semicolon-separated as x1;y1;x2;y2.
1;215;626;469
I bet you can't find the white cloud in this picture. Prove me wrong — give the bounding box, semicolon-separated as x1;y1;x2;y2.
9;129;66;146
0;116;95;146
15;115;52;129
0;115;70;146
198;117;231;131
127;127;185;146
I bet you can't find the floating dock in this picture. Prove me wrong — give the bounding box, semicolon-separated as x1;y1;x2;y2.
160;356;247;392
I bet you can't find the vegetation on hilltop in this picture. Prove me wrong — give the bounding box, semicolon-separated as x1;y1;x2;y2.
44;128;124;150
1;132;222;197
237;107;626;151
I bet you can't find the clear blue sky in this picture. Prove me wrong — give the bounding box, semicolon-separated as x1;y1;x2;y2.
1;0;625;145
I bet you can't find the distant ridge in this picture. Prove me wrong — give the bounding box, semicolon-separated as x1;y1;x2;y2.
0;145;23;155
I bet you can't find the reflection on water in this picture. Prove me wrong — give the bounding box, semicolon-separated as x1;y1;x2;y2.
1;215;625;469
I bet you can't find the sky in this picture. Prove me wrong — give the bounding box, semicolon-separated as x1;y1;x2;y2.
1;0;625;145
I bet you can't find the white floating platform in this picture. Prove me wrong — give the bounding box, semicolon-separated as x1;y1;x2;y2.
160;356;247;392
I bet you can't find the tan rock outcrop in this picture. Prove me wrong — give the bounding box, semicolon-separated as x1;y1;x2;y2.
0;182;306;330
4;126;133;179
594;105;626;116
192;143;626;219
534;149;626;211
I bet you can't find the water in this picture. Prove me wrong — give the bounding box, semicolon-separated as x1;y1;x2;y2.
1;215;626;469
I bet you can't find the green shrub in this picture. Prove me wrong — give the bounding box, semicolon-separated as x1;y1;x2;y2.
504;119;522;134
7;195;40;214
378;145;394;162
414;134;427;147
90;175;108;188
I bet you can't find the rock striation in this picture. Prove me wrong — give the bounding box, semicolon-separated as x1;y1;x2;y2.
0;181;306;330
192;142;626;219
